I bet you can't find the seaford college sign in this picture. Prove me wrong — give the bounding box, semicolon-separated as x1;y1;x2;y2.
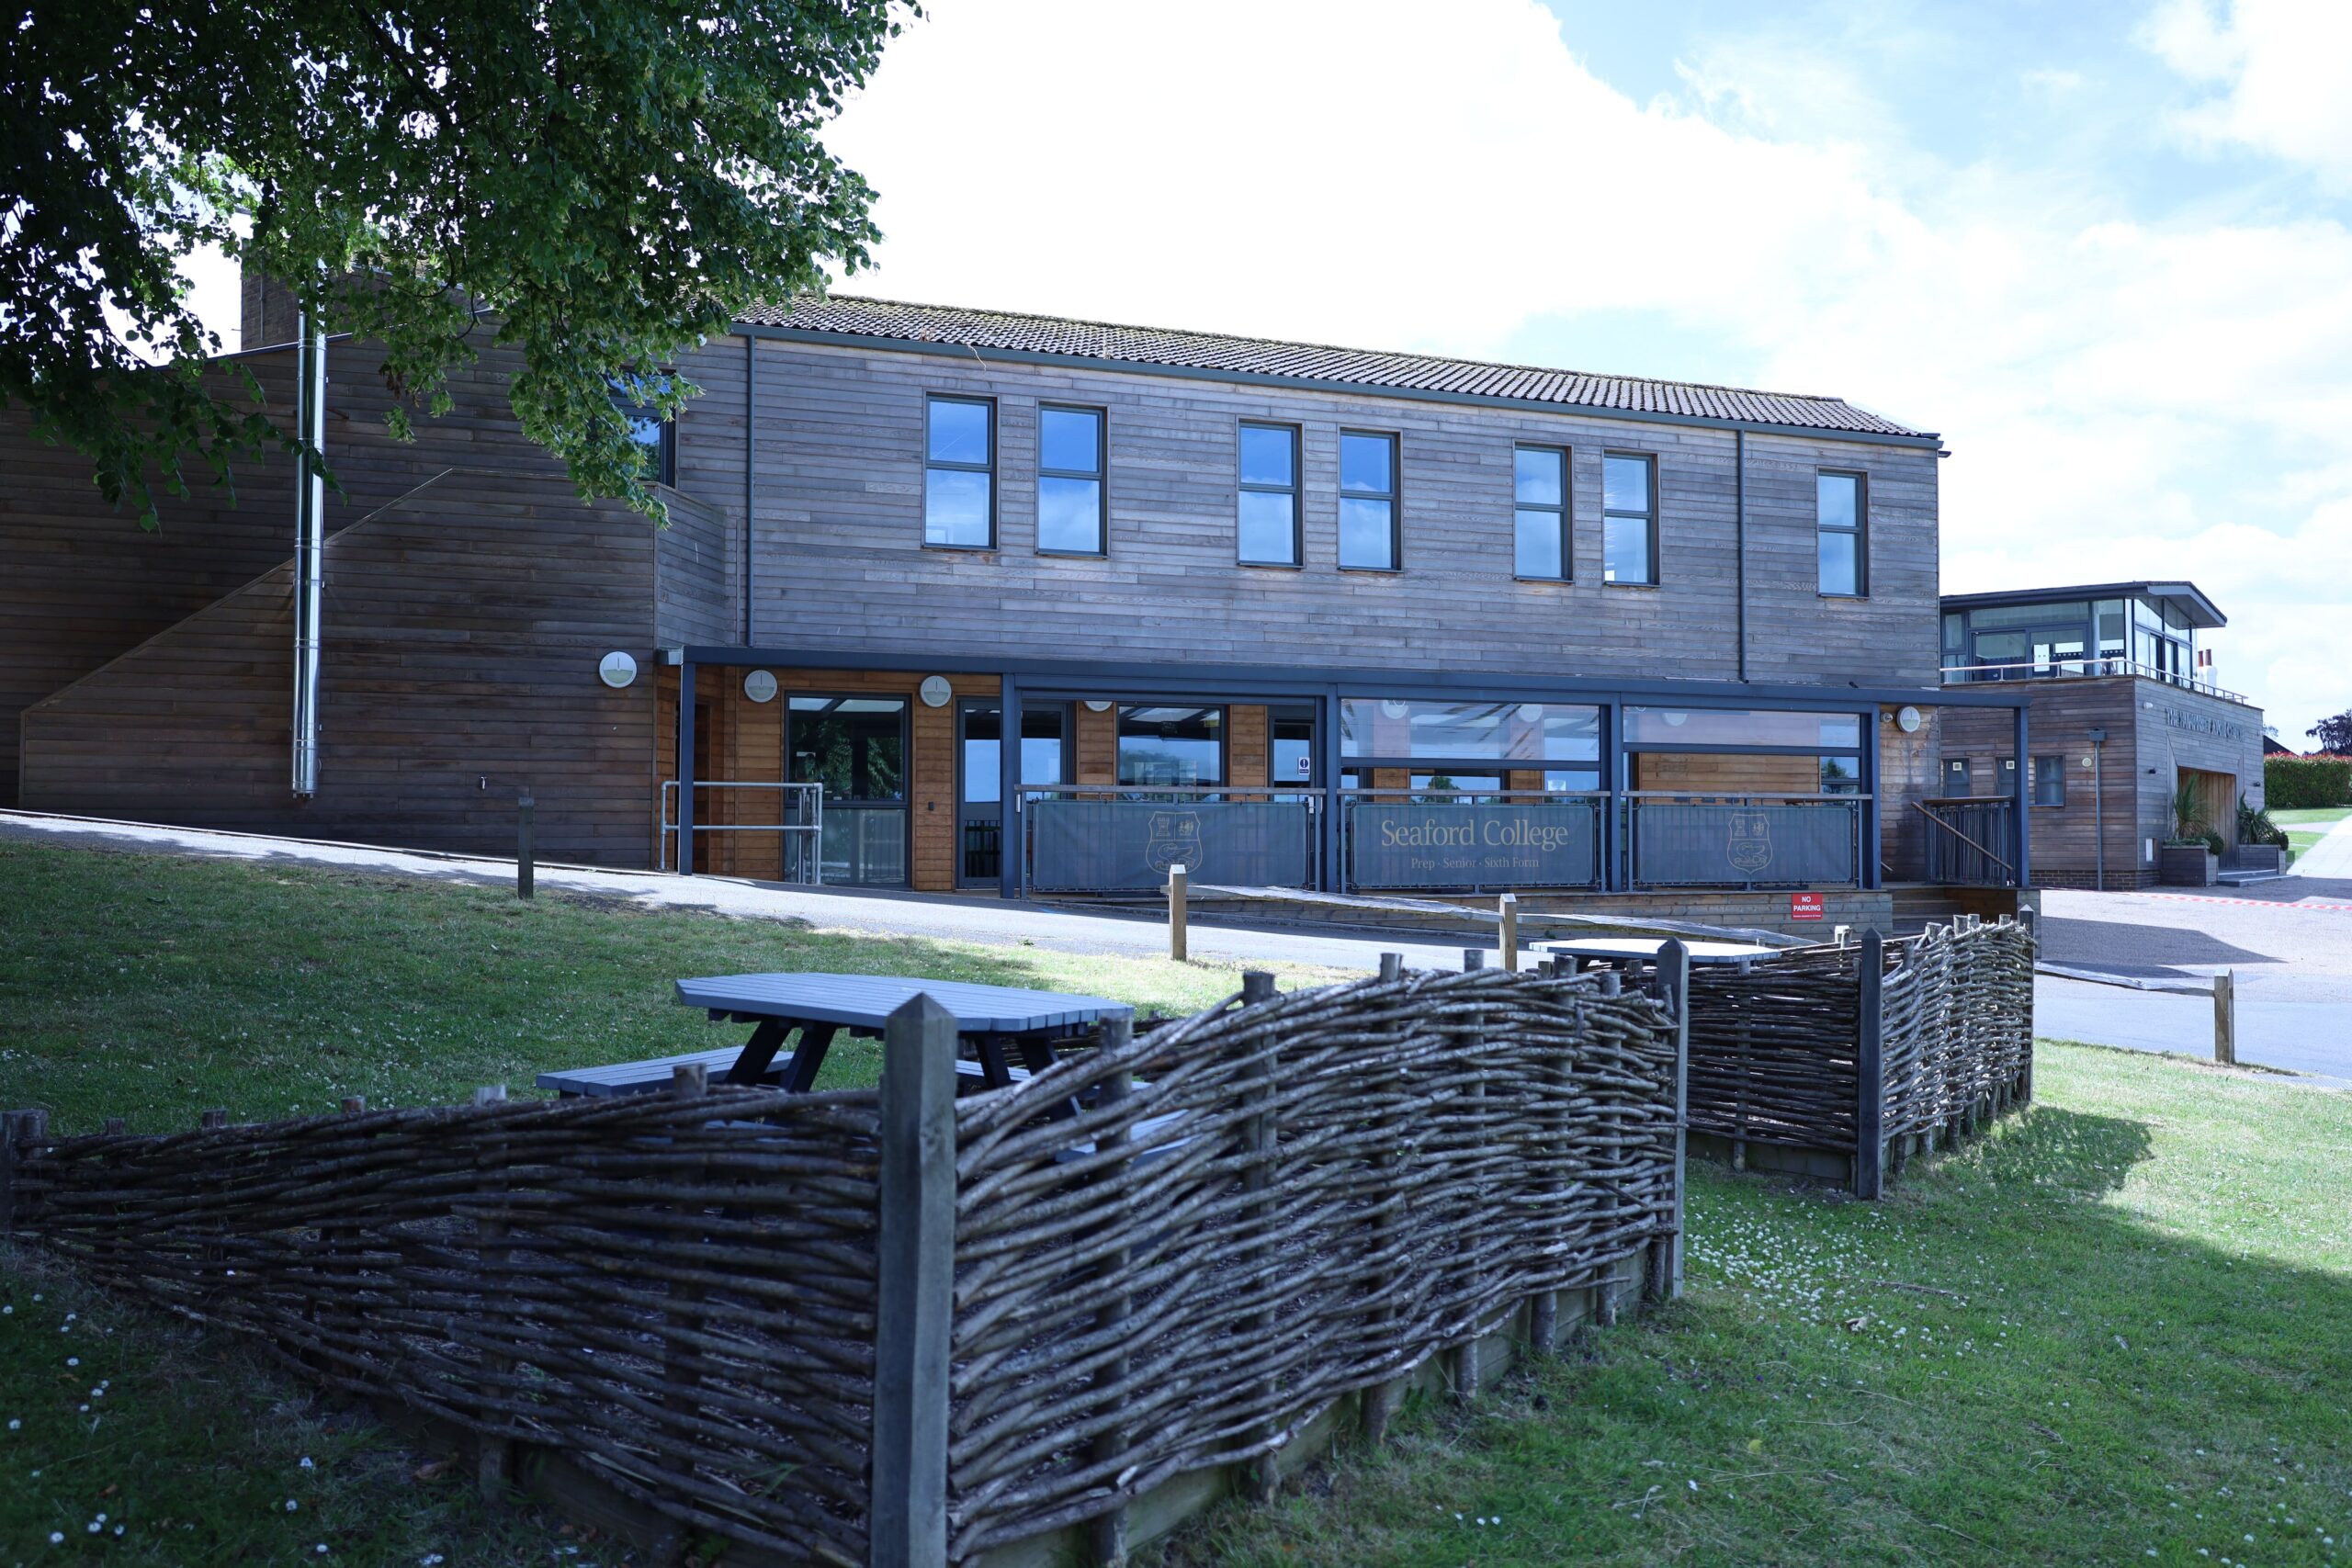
1350;799;1598;889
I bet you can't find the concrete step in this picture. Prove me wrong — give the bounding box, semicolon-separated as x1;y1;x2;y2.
2216;870;2288;886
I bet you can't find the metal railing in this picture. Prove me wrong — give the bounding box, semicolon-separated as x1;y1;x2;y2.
1917;797;2018;887
658;780;823;882
1941;659;2244;704
1623;792;1866;890
1340;789;1605;894
1020;784;1318;895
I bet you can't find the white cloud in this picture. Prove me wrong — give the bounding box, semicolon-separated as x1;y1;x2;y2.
828;0;2352;739
2142;0;2352;187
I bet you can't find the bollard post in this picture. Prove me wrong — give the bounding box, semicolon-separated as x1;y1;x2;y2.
1498;893;1519;972
1167;863;1188;963
873;995;958;1568
1462;948;1486;972
2213;970;2236;1066
1854;930;1886;1200
1377;952;1403;983
515;795;536;899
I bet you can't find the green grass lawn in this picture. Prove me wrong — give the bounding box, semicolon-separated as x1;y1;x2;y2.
3;840;2349;1565
2273;806;2352;863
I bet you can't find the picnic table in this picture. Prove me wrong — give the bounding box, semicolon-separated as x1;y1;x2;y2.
535;973;1132;1100
1537;937;1784;975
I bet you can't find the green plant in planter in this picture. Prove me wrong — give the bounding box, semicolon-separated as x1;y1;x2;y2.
2236;794;2290;849
2165;778;2222;852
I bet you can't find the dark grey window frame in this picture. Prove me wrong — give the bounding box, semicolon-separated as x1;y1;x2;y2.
1035;402;1108;558
923;393;997;551
2031;754;2066;807
1817;468;1869;598
1512;443;1572;581
608;374;677;488
1601;450;1659;587
1337;428;1401;572
1237;420;1303;568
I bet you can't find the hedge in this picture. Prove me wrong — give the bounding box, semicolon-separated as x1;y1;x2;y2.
2265;755;2352;809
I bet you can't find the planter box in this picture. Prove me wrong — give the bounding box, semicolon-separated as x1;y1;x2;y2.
2158;845;2219;886
2223;844;2285;874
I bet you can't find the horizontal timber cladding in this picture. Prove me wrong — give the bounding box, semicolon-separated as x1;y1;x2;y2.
701;338;1940;687
660;667;1000;890
0;337;631;810
1939;676;2263;886
19;468;665;866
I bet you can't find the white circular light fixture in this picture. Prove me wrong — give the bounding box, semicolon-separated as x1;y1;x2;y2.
1516;703;1546;723
597;651;639;689
742;670;778;704
1895;705;1923;734
1084;700;1113;713
918;675;954;708
1381;699;1412;720
1660;710;1688;728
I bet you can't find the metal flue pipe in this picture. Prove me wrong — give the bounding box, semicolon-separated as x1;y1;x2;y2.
290;302;326;797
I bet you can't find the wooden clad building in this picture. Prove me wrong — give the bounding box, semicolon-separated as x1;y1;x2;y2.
2;284;2036;915
1937;582;2266;889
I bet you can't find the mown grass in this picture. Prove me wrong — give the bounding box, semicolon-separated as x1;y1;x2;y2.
3;839;2349;1565
2273;807;2352;863
1159;1046;2352;1567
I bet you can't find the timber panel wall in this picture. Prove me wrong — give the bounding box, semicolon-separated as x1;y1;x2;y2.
20;470;662;865
707;338;1941;686
1939;677;2263;887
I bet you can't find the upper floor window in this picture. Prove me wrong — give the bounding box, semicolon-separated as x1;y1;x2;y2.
609;375;676;487
1339;431;1398;570
1513;446;1569;580
1238;422;1301;566
925;396;994;548
1036;404;1105;555
1818;470;1866;596
1601;453;1656;584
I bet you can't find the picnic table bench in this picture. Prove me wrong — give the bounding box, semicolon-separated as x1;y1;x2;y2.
535;973;1131;1101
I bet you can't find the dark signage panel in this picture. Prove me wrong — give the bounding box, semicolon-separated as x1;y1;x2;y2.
1030;799;1314;892
1630;801;1858;887
1349;801;1599;889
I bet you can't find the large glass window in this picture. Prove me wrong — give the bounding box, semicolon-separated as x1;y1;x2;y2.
2032;755;2066;807
1623;707;1863;749
1513;446;1569;580
1817;471;1865;596
1339;431;1398;570
925;396;994;547
1119;705;1224;786
1601;453;1656;584
608;374;676;487
2095;599;2128;664
788;696;909;886
1037;404;1104;555
1340;699;1601;762
960;705;1069;806
1819;756;1864;794
1238;423;1300;565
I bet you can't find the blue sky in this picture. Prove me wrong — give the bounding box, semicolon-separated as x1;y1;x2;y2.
184;0;2352;742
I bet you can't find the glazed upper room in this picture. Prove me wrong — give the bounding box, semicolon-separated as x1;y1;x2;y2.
734;295;1939;446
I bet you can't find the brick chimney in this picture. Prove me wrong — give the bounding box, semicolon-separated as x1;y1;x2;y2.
239;264;302;351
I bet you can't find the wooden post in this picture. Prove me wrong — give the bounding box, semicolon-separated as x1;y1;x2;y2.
873;994;959;1568
1377;952;1402;983
1462;948;1485;972
1854;931;1886;1200
2017;907;2037;1102
1498;893;1519;972
1088;1016;1135;1568
0;1111;23;1238
1647;940;1690;1302
2213;971;2236;1066
1167;863;1188;963
472;1083;514;1496
1238;970;1281;1499
516;795;536;899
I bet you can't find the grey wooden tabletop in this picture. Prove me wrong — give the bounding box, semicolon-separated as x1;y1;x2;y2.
673;972;1133;1032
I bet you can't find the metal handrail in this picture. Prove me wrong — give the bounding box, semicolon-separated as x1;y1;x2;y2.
1912;799;2014;877
1941;659;2244;704
658;780;823;881
1019;784;1322;809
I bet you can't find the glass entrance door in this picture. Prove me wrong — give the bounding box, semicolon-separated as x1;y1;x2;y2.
958;702;1069;886
786;695;909;886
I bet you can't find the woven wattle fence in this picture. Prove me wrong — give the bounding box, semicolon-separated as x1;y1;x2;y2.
1682;914;2037;1194
0;961;1689;1568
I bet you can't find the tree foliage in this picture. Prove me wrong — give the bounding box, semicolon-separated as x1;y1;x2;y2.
1;0;907;523
2306;709;2352;755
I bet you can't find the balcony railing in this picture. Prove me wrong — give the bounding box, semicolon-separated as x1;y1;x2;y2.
1941;658;2243;704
